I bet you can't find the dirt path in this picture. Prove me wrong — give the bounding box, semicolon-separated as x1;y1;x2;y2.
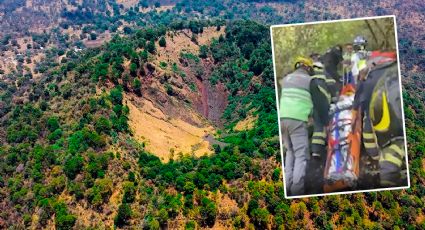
203;134;229;150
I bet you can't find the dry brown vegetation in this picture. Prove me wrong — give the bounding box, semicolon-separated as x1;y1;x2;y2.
126;94;214;162
234;115;258;132
156;26;225;63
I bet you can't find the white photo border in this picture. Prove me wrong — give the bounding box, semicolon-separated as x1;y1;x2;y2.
270;15;411;199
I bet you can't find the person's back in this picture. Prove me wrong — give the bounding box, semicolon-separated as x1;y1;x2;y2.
280;57;330;196
321;45;343;100
368;63;407;187
280;68;313;122
280;57;315;196
354;52;398;159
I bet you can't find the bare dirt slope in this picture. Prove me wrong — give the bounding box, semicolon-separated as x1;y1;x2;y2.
123;26;228;162
234;115;258;131
126;94;214;162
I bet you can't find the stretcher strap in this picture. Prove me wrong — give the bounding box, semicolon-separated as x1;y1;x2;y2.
334;110;342;172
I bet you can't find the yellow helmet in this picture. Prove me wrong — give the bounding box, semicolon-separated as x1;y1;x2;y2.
294;56;314;70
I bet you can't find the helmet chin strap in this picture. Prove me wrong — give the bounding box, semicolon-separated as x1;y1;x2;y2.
306;66;314;76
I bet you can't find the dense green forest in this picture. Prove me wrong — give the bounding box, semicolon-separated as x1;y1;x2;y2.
0;0;424;229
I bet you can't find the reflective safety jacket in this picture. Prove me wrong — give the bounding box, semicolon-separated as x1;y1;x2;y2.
368;63;405;186
379;140;406;186
351;51;368;78
279;69;330;125
280;69;313;122
310;74;331;153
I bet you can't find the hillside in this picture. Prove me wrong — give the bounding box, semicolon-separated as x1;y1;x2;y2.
0;0;424;229
0;19;280;229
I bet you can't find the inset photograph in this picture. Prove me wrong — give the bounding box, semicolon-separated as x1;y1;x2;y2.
271;15;409;198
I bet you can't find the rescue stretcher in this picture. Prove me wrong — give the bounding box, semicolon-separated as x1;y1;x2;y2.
323;84;361;193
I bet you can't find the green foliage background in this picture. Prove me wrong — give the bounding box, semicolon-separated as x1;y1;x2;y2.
272;17;396;77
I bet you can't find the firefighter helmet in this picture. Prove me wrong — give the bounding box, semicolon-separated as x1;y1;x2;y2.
354;35;367;46
353;35;367;51
294;56;314;70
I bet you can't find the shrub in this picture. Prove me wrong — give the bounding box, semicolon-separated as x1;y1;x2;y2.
199;45;208;58
109;86;123;105
56;214;76;230
185;220;196;230
146;40;156;54
115;203;132;227
159;36;166;47
199;197;217;227
48;129;63;142
53;201;76;230
95;116;112;134
122;181;136;203
68;182;84;200
47;116;60;132
63;154;84;179
250;208;269;229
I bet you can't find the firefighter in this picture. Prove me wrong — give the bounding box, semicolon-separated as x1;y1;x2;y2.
280;57;329;196
369;63;407;187
351;35;369;82
351;36;379;161
321;45;343;102
342;43;355;85
310;61;331;157
305;60;332;195
353;50;398;188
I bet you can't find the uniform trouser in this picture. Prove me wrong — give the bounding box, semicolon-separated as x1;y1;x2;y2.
362;113;379;159
306;122;327;194
380;141;407;187
305;153;326;194
311;123;327;155
281;118;309;196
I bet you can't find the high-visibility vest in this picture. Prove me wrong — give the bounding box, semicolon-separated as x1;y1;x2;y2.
351;52;368;76
279;69;313;122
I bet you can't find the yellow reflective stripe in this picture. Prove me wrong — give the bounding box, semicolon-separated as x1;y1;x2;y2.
389;144;404;157
281;88;311;97
371;155;380;161
313;131;326;138
326;78;336;84
312;75;326;81
380;153;402;167
370;86;377;121
363;133;375;139
318;85;331;103
312;139;326;145
364;142;377;148
373;92;391;132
